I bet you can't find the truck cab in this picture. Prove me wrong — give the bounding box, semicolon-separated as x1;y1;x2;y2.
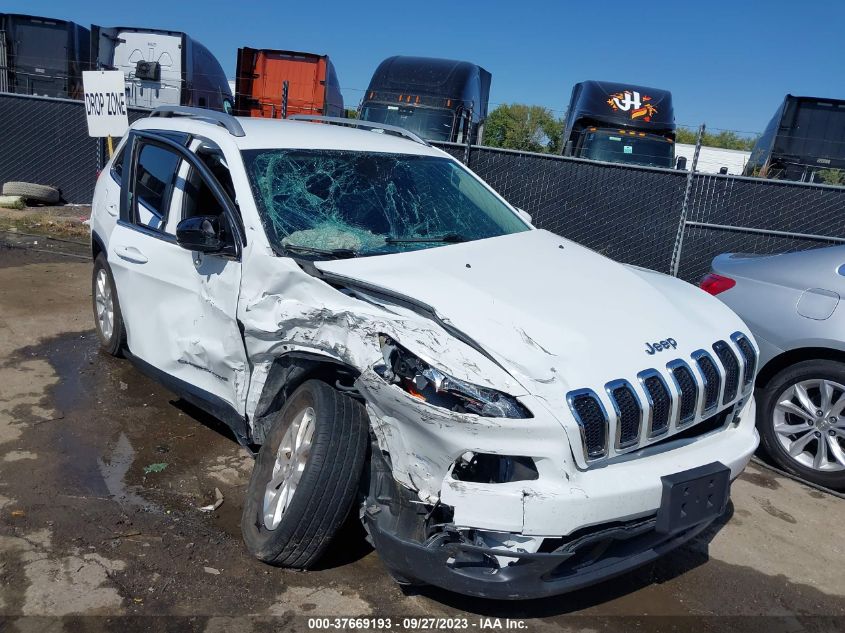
0;13;90;99
563;80;676;168
359;56;491;144
91;25;233;112
234;47;343;119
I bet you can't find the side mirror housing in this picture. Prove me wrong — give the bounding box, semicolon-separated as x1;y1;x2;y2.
176;216;227;254
516;208;533;226
675;156;688;170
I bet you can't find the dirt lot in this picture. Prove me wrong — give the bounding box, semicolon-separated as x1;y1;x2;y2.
1;243;844;633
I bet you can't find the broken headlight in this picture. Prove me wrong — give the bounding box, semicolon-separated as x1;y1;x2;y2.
376;335;531;419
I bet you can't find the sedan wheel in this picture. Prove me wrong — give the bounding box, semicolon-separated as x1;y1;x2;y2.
759;359;845;490
772;379;845;472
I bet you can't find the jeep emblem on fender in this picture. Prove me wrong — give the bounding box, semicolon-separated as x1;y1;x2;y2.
645;338;678;355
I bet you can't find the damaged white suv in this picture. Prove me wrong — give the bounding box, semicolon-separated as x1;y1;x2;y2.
90;106;759;599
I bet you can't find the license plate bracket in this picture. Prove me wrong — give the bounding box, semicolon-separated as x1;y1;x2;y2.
655;462;730;535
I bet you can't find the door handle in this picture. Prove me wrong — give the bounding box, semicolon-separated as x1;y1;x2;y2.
115;245;148;264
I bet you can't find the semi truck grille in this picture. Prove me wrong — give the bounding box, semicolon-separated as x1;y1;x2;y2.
567;334;756;463
713;340;740;404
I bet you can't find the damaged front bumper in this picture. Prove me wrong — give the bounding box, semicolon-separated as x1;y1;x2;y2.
365;509;715;600
359;377;758;598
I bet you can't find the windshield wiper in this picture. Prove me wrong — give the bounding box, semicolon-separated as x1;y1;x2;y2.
385;233;467;244
282;244;358;259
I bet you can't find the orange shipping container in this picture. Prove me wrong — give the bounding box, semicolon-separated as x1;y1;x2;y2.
234;47;343;118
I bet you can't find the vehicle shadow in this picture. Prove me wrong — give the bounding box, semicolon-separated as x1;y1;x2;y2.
169;398;243;445
403;502;734;616
312;508;375;570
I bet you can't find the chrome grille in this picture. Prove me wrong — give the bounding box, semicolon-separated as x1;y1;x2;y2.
732;333;757;390
713;340;740;404
606;380;642;448
668;361;698;425
567;336;755;464
639;370;671;436
693;351;720;412
568;390;608;460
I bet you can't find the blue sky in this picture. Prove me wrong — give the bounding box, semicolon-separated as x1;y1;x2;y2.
11;0;845;134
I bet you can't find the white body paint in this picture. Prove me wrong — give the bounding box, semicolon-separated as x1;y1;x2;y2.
92;115;759;546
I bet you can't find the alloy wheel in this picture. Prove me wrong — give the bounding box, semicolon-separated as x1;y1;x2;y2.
263;406;316;530
773;378;845;472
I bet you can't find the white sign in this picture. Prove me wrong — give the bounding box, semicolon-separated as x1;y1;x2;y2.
82;71;129;137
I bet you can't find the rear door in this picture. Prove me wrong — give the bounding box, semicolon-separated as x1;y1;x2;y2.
107;130;249;416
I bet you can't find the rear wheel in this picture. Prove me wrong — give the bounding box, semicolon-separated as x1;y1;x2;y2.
92;254;125;356
241;379;369;568
758;359;845;490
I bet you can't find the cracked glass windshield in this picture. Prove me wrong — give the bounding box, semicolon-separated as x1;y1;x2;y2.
241;149;529;257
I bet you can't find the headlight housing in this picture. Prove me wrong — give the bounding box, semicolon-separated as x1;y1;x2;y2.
376;335;531;419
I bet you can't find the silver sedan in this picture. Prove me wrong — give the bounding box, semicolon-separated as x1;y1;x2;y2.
702;245;845;490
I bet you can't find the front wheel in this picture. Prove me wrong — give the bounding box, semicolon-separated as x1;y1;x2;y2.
241;379;369;568
757;359;845;490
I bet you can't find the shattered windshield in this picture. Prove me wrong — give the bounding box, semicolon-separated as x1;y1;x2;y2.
241;149;529;258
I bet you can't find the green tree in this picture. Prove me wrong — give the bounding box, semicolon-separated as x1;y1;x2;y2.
483;104;564;153
676;127;758;151
344;108;358;119
817;168;844;186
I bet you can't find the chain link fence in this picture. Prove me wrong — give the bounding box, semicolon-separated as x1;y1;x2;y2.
0;93;147;203
2;93;844;282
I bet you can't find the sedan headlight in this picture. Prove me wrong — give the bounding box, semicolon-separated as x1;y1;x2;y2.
376;335;531;419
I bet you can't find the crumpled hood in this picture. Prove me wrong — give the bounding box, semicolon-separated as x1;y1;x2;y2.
316;230;750;398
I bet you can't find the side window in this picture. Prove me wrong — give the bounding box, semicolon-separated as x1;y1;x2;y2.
164;143;237;243
133;143;181;231
111;144;126;183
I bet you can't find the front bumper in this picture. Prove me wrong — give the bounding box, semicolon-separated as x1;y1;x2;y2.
366;506;717;600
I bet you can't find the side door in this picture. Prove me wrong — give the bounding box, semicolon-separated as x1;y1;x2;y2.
107;130;250;419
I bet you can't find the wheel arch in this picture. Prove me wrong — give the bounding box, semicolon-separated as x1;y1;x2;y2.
757;347;845;388
92;230;106;261
250;351;361;446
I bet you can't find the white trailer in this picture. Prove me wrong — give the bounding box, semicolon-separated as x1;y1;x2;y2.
676;143;750;175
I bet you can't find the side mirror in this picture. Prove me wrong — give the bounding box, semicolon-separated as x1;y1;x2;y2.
176;216;226;253
516;208;533;225
675;156;688;170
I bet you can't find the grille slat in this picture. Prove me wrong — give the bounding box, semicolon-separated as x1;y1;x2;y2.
608;382;641;448
733;334;757;390
643;374;671;435
713;340;740;404
694;352;720;411
569;392;608;460
669;362;697;425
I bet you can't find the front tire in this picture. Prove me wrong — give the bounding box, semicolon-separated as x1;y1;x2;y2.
241;379;369;568
757;359;845;490
92;254;125;356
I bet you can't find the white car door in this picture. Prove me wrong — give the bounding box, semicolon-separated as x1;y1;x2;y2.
107;131;250;426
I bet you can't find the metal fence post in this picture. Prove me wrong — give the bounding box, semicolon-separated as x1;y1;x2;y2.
282;80;289;119
669;123;705;277
463;105;473;166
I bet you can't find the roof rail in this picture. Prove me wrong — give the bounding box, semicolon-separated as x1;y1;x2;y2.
149;105;245;137
288;115;430;146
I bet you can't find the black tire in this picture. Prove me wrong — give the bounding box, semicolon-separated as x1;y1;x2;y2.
757;359;845;490
242;379;369;568
92;254;126;356
2;181;60;205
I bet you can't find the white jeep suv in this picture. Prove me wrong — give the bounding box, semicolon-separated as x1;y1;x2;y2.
90;106;759;599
